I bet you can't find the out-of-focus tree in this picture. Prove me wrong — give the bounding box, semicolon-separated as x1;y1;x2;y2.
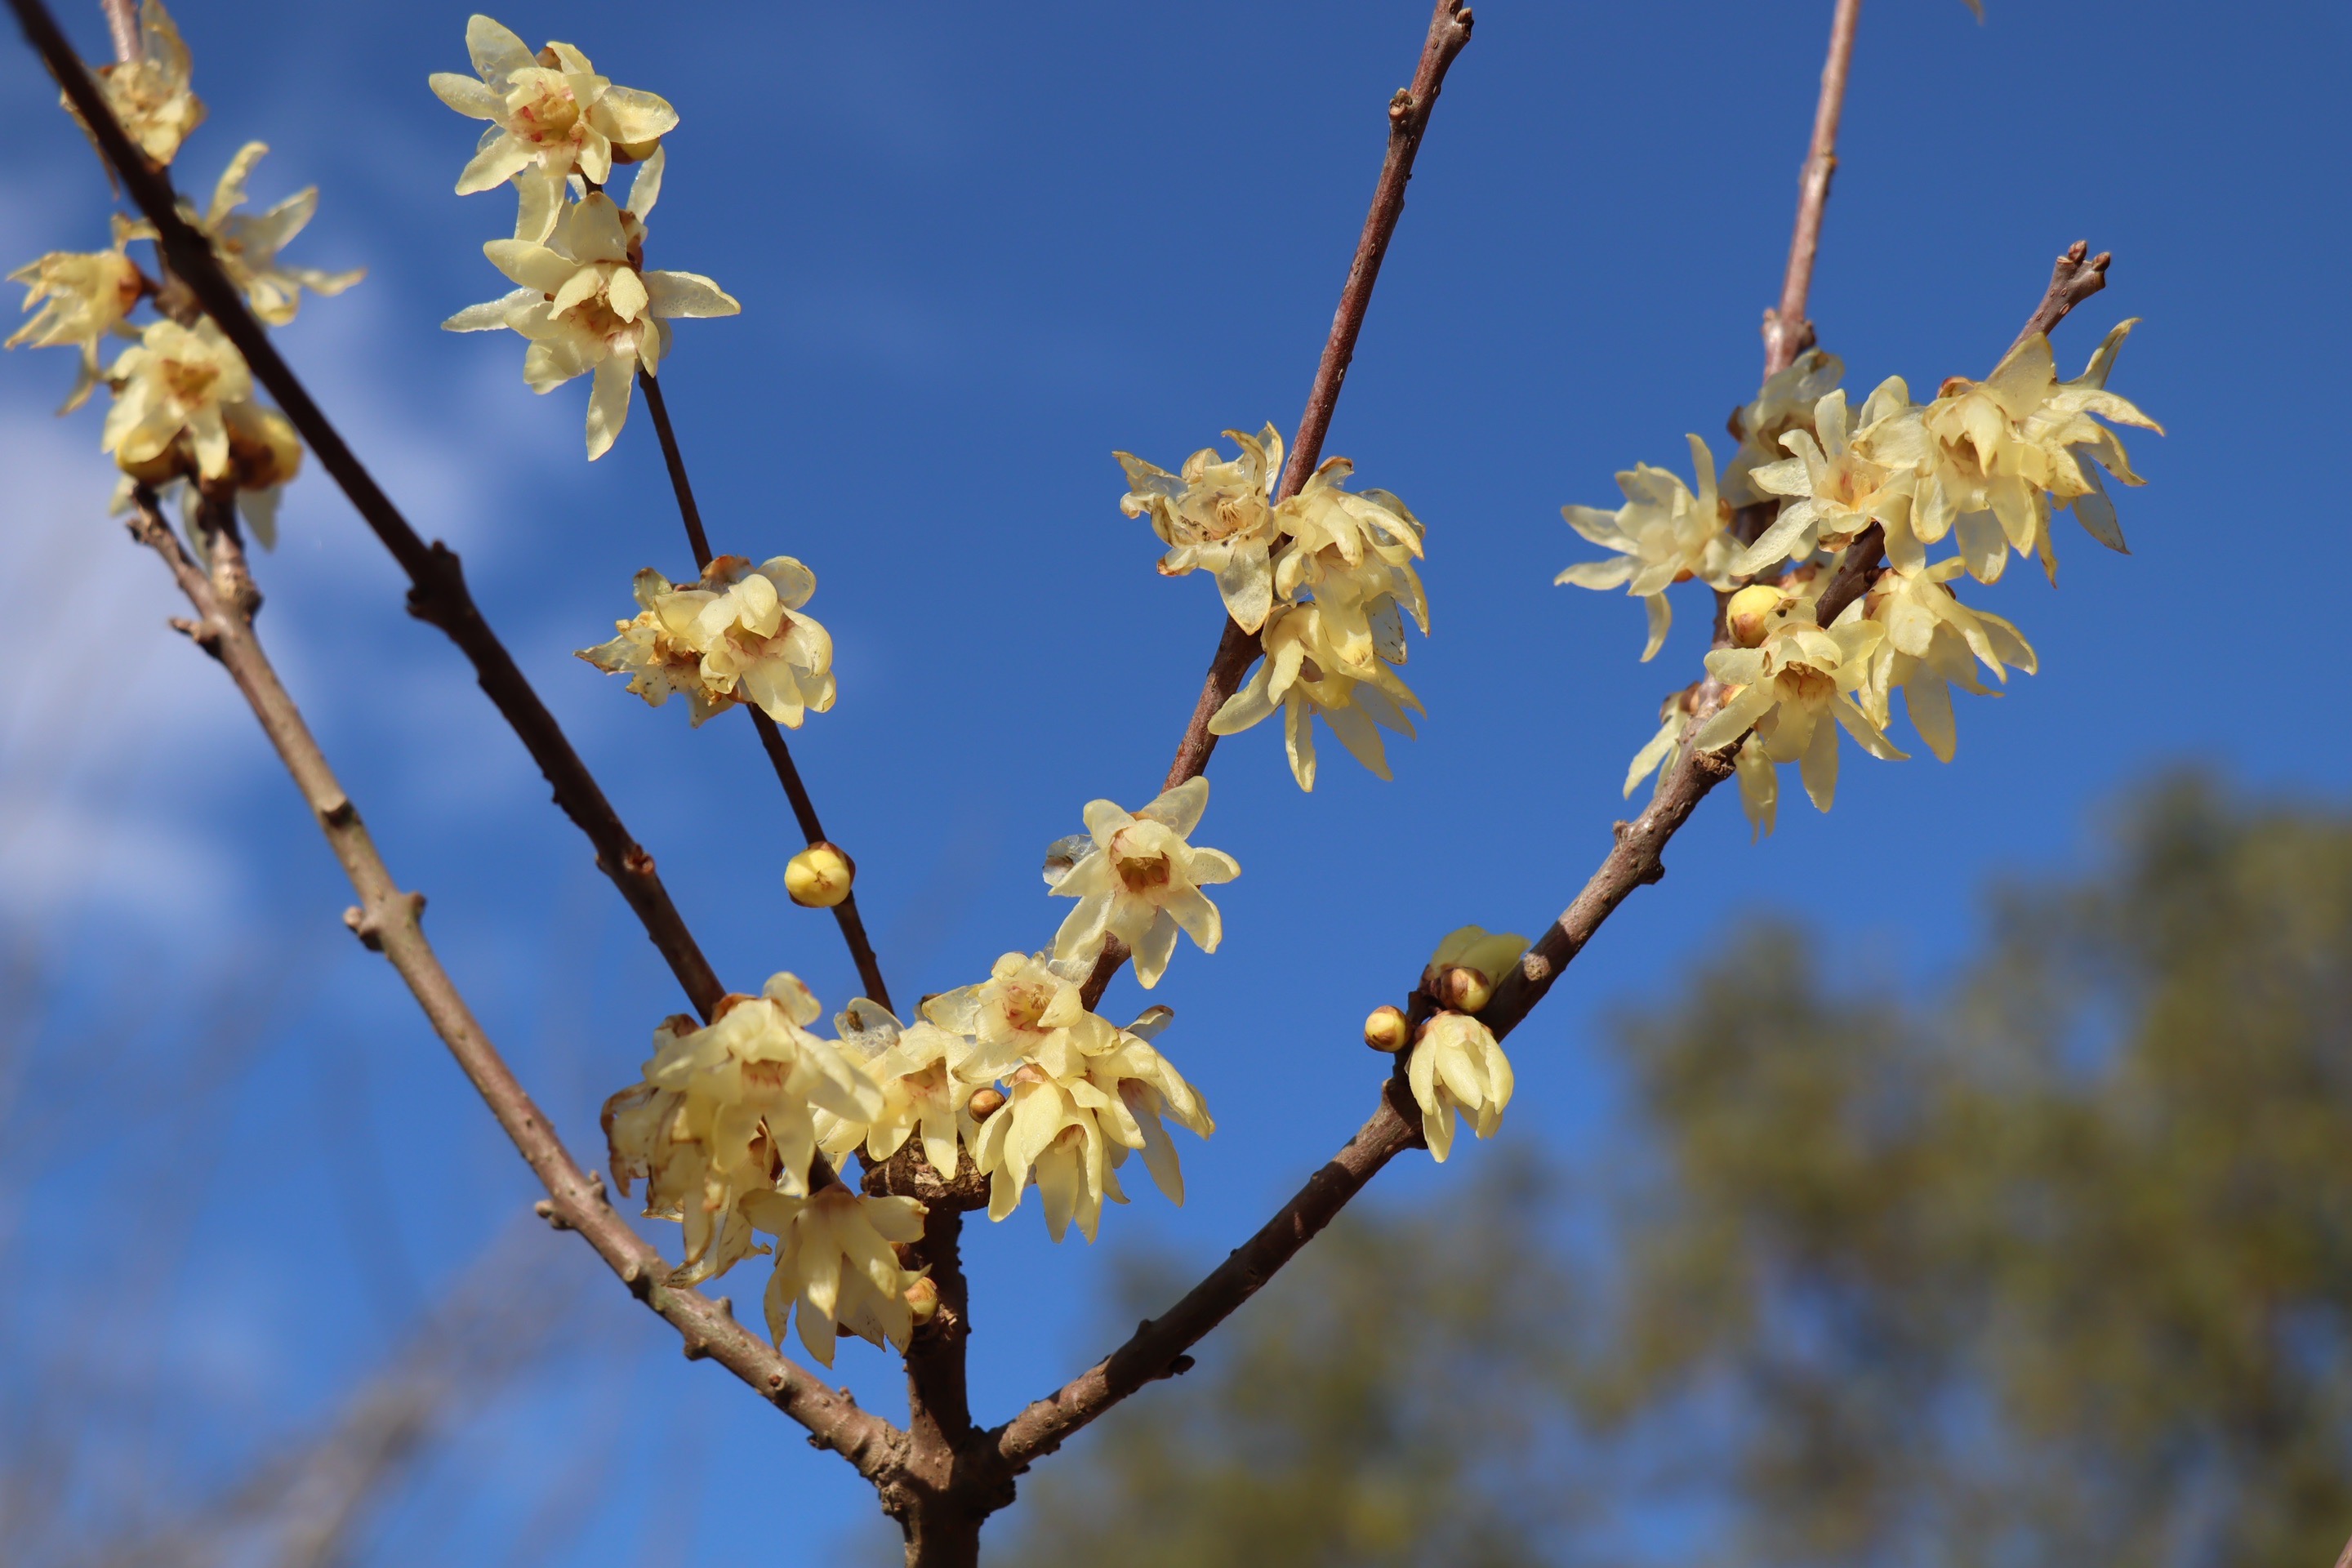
1008;776;2352;1568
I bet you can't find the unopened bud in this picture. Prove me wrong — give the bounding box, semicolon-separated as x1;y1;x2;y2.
1423;964;1494;1014
904;1276;939;1323
968;1088;1006;1120
1363;1004;1409;1054
1726;584;1785;648
785;842;855;907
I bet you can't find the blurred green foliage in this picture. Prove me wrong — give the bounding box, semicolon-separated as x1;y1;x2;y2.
1004;777;2352;1567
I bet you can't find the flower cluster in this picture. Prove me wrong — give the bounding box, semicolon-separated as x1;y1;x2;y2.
1405;927;1526;1161
578;554;837;728
433;15;735;458
601;974;937;1365
10;2;349;550
1117;429;1428;789
1590;324;2157;834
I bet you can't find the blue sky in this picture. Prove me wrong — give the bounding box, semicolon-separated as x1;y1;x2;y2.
3;0;2347;1559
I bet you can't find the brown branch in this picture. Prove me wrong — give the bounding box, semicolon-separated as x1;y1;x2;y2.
2008;238;2110;357
15;0;728;1019
637;366;895;1011
96;0;130;62
991;1081;1419;1474
1811;241;2113;630
1762;0;1864;376
124;491;906;1483
1160;0;1474;793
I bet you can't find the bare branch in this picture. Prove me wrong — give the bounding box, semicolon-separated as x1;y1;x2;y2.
2008;238;2111;357
638;370;715;568
1762;0;1864;376
991;1082;1419;1474
1162;0;1474;791
14;0;728;1018
122;492;907;1482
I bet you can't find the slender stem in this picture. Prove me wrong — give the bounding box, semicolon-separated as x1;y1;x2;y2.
1160;0;1475;793
125;492;906;1479
636;368;894;1012
638;370;714;570
1762;0;1864;376
97;0;129;62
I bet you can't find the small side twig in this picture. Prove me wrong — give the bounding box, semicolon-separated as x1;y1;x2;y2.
122;490;906;1481
1762;0;1864;376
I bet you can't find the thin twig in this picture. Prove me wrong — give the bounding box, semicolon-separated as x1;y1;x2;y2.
637;367;895;1010
15;0;728;1018
96;0;128;62
1160;0;1474;793
124;492;906;1481
1762;0;1864;376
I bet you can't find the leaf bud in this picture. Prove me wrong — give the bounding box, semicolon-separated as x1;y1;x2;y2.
968;1087;1007;1121
904;1276;940;1324
1726;583;1786;648
1363;1004;1410;1054
785;842;855;907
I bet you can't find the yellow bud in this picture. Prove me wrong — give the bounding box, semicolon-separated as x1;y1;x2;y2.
114;439;190;487
1726;584;1785;648
611;136;663;164
905;1276;940;1324
785;842;855;907
1363;1004;1410;1054
1423;964;1494;1014
968;1087;1006;1121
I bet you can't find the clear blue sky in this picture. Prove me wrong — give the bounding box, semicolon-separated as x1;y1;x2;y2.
2;0;2345;1559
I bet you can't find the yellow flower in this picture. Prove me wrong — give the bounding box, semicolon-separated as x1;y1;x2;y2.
1692;609;1904;813
1421;925;1527;1015
1878;323;2159;583
1733;737;1778;841
1858;558;2036;762
600;974;883;1285
1209;602;1423;791
1622;685;1695;802
7;216;146;413
193;142;363;327
429;14;679;242
1116;425;1285;632
101;317;250;482
739;1186;928;1366
1721;347;1844;507
1272;457;1428;679
443;160;736;459
577;554;835;728
1047;777;1240;988
66;0;203;167
1732;378;1917;576
814;1000;979;1180
1557;434;1737;661
930;952;1119;1086
1407;1011;1514;1163
958;1004;1212;1242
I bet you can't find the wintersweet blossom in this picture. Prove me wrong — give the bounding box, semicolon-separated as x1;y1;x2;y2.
1116;425;1285;632
1272;458;1428;678
578;555;835;728
814;1000;979;1179
1557;434;1737;661
443;169;737;458
1720;346;1843;507
1209;603;1423;790
194;143;363;327
430;14;679;241
930;952;1120;1087
7;216;146;412
739;1186;927;1366
102;317;250;483
1408;1011;1515;1163
1047;777;1240;988
960;1006;1212;1242
1871;323;2159;583
1691;608;1904;813
68;0;203;167
1731;379;1916;575
1858;558;2036;762
1623;686;1697;801
600;974;883;1285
